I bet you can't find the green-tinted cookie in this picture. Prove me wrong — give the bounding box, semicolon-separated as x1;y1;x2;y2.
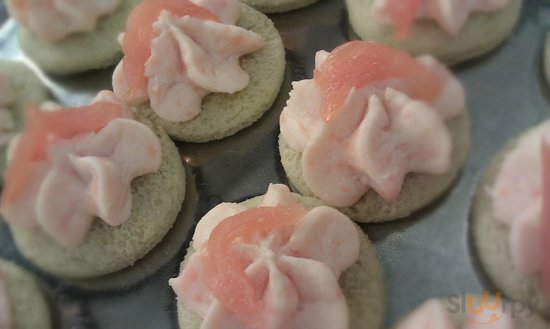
472;124;550;318
138;4;286;143
0;60;49;180
279;111;470;223
10;115;186;279
175;193;385;329
346;0;522;65
0;259;51;329
18;0;141;75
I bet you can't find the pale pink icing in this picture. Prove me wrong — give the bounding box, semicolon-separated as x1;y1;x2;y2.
280;51;465;207
491;121;550;275
0;269;12;329
397;298;514;329
2;91;162;247
372;0;510;36
112;0;264;123
189;0;241;24
6;0;122;43
169;184;360;329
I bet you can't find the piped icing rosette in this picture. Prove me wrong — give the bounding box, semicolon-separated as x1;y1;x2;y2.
0;91;162;247
346;0;522;65
372;0;510;38
489;121;550;296
113;0;265;124
279;41;468;221
472;120;550;319
6;0;123;43
170;184;383;329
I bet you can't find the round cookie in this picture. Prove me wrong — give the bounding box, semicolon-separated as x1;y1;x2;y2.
9;114;186;279
0;61;49;127
346;0;523;65
279;111;471;223
17;0;141;75
241;0;320;14
138;4;286;143
175;193;385;329
0;60;49;179
61;165;198;291
472;126;550;318
0;259;52;329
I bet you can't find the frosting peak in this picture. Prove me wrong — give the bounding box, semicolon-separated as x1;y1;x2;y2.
145;11;264;122
373;0;511;37
170;184;359;329
280;48;464;207
491;121;550;277
1;91;162;246
112;0;264;123
303;88;451;205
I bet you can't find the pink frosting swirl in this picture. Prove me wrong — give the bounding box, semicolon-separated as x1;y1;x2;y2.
280;51;465;207
169;184;360;329
372;0;511;36
112;0;264;123
491;121;550;293
2;91;162;246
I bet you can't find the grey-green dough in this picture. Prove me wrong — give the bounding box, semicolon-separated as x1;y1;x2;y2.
175;193;385;329
0;60;49;179
10;114;186;279
279;111;471;223
138;4;286;143
346;0;523;65
0;259;51;329
472;126;550;319
241;0;320;14
17;0;141;75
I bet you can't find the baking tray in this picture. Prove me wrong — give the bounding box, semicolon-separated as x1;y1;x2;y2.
0;0;549;328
